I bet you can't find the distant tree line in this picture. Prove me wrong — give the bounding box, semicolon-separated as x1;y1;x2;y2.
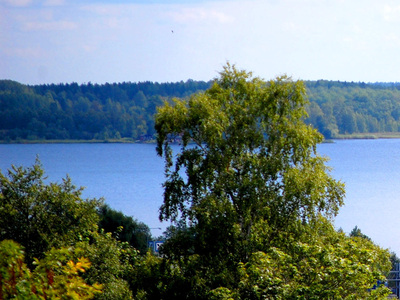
305;80;400;138
0;79;211;141
2;78;400;141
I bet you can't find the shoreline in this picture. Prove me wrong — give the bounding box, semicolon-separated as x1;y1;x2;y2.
2;132;400;144
0;138;145;144
333;132;400;139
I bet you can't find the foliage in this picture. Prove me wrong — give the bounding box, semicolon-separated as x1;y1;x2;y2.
155;62;344;252
73;229;137;300
0;160;141;299
236;217;391;299
305;80;400;137
127;251;165;300
390;251;400;269
349;225;372;241
0;159;102;267
387;251;400;290
0;239;102;300
98;204;150;253
153;64;390;299
0;79;211;141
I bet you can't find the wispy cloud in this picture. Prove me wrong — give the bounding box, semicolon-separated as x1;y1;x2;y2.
80;3;131;15
0;0;33;7
22;20;77;31
169;7;234;24
2;46;45;58
43;0;65;6
0;0;65;6
383;4;400;22
79;4;142;30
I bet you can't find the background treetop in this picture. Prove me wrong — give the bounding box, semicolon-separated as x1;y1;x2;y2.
155;64;345;266
156;63;344;227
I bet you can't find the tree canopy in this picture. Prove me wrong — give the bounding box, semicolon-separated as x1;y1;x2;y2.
98;204;151;253
0;79;211;141
154;64;391;299
0;159;101;266
0;160;142;300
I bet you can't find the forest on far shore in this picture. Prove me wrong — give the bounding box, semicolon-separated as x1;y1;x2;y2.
1;78;400;141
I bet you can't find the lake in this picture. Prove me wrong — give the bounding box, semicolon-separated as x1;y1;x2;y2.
1;140;400;254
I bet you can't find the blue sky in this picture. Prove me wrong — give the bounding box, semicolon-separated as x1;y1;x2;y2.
2;0;400;84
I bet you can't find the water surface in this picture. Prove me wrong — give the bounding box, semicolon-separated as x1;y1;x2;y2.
1;140;399;253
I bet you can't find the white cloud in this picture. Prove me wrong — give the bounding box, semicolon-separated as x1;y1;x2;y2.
383;33;400;48
80;3;135;16
342;36;353;43
0;0;65;7
22;20;77;31
169;7;234;24
43;0;65;6
383;4;400;22
0;0;33;7
2;46;45;58
282;21;298;32
79;4;142;30
82;44;96;53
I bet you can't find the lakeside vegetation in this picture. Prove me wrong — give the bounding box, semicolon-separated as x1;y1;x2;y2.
334;132;400;139
0;138;138;144
3;77;400;142
1;65;397;299
3;132;400;144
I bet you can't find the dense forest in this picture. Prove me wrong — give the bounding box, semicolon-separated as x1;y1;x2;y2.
306;80;400;138
0;79;211;141
1;78;400;141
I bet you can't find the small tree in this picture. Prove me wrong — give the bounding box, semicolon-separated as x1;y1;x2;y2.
0;161;140;299
0;159;102;267
350;225;372;241
98;204;151;253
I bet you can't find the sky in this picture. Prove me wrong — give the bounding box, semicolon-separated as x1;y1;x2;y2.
2;0;400;85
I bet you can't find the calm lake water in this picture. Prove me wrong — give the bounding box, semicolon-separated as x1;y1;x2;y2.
1;140;400;253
